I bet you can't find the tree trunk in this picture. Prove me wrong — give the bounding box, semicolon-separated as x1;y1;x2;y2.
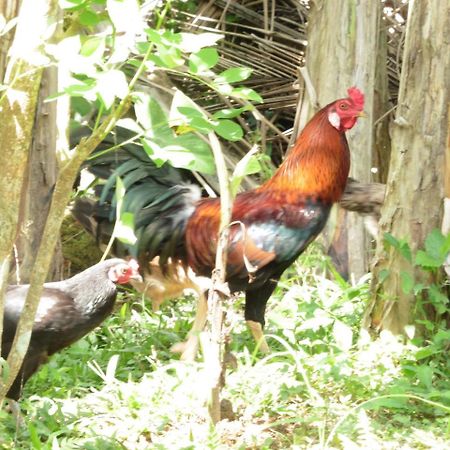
365;0;450;334
14;65;64;283
299;0;389;279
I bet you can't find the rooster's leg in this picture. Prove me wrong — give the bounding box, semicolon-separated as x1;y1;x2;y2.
246;320;270;353
245;276;280;354
171;290;208;361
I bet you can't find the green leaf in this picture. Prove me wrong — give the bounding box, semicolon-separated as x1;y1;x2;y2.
383;232;400;249
189;48;219;74
424;229;447;260
189;117;213;134
415;365;434;389
179;32;224;53
80;36;105;58
215;67;253;84
176;106;204;120
428;284;448;314
212;119;243;142
230;148;261;196
332;320;353;351
59;0;85;9
142;137;215;174
145;28;164;45
134;93;173;141
169;90;206;127
415;250;442;269
231;87;263;103
79;9;101;26
398;241;412;262
107;0;141;33
95;70;128;109
400;271;414;294
115;212;137;245
64;78;96;98
378;268;390;283
212;105;253;119
364;397;408;410
415;346;438;360
153;45;184;69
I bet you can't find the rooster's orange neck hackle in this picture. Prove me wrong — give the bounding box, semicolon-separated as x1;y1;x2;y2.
260;87;365;204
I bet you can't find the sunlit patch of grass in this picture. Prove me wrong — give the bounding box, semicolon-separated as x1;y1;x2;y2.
1;245;449;449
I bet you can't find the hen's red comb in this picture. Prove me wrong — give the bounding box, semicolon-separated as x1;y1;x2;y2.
128;259;140;271
347;87;364;110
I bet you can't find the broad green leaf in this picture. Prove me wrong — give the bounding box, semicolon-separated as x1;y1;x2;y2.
115;212;137;245
415;365;434;389
80;36;105;58
428;284;448;314
179;32;223;53
364;397;408;410
212;105;253;119
153;45;184;69
169;90;206;127
134;93;173;140
64;78;96;101
142;137;214;174
212;119;243;142
400;271;414;294
72;96;93;116
95;69;128;109
415;346;437;360
107;0;142;34
332;320;353;351
0;15;17;36
59;0;85;9
424;229;447;260
378;268;390;283
176;107;205;120
398;241;412;262
189;47;219;74
230;147;261;196
189;117;213;134
415;250;442;269
384;232;400;249
215;67;253;84
231;87;263;103
79;9;101;26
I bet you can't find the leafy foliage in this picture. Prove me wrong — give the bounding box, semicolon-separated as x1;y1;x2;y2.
1;246;448;449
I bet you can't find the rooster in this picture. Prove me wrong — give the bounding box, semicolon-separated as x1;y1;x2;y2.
2;258;142;402
74;87;364;357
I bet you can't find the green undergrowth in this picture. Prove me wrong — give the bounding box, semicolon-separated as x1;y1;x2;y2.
1;245;449;449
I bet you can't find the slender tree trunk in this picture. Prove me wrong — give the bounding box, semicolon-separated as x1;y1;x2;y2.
299;0;389;279
365;0;450;334
14;65;63;283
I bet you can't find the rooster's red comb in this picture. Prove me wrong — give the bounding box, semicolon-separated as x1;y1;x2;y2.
347;87;364;110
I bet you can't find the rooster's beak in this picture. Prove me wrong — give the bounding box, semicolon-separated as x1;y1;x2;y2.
357;111;367;118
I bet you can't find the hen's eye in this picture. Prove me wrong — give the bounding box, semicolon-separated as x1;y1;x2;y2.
339;103;349;110
120;267;128;275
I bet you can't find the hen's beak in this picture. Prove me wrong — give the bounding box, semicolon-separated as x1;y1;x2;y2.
357;111;367;118
130;271;143;283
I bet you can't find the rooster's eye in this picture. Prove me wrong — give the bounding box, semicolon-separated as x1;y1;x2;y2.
339;103;349;110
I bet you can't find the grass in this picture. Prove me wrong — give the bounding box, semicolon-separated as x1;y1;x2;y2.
1;246;449;449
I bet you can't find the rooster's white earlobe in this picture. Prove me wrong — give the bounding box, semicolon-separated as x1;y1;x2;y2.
328;111;340;130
